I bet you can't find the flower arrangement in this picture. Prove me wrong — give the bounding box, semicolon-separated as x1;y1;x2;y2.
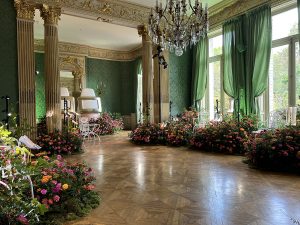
0;126;100;224
31;155;100;223
36;118;83;155
130;109;197;146
89;112;124;135
165;121;193;146
129;123;166;145
36;130;83;155
0;143;45;225
245;128;300;172
190;116;257;154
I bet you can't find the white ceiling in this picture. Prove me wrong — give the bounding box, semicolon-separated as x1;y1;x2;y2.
34;0;225;51
34;12;142;51
121;0;224;8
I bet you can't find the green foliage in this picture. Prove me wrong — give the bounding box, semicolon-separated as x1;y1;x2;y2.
0;127;100;225
245;127;300;172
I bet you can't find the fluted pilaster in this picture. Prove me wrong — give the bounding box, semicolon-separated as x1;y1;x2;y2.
41;5;61;132
153;49;169;123
138;25;154;124
14;0;36;138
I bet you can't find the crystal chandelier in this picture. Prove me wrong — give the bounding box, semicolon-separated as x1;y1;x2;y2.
148;0;209;56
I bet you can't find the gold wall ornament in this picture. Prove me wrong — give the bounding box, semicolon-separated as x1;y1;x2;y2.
41;4;61;25
14;0;35;20
137;25;147;36
99;2;112;14
59;55;85;77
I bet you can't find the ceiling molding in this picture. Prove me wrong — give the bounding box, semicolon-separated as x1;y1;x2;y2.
28;0;150;28
34;39;142;61
209;0;292;30
209;0;239;17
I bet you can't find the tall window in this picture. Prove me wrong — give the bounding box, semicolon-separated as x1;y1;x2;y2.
296;42;300;106
265;6;299;125
206;35;232;120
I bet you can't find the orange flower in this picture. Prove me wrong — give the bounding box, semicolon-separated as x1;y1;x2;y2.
41;175;52;183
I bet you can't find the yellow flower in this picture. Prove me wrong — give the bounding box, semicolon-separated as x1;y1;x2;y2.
62;184;69;190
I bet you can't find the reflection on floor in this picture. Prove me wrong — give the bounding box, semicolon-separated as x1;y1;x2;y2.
66;132;300;225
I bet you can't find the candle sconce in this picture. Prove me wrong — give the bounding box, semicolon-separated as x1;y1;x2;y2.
1;96;11;130
96;81;106;97
286;107;297;126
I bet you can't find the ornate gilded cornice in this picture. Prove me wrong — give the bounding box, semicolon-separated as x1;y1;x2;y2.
209;0;239;17
59;55;85;77
40;4;61;25
28;0;149;28
34;39;142;61
14;0;35;20
210;0;292;29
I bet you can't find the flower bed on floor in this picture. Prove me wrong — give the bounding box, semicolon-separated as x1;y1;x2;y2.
129;123;166;145
130;109;196;146
190;116;257;154
130;113;257;154
36;118;83;155
89;112;124;135
36;130;83;155
244;127;300;172
0;127;100;225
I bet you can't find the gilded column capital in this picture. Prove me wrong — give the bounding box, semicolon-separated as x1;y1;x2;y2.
14;0;35;20
137;25;148;36
41;4;61;25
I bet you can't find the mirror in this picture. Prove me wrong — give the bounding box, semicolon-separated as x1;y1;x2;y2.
60;70;74;96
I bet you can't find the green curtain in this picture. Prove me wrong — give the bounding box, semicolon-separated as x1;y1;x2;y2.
223;17;246;116
223;5;271;116
192;35;208;110
245;5;272;114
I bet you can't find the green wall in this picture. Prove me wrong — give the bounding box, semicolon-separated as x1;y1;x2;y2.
86;58;136;114
169;48;193;116
0;0;18;121
35;53;46;119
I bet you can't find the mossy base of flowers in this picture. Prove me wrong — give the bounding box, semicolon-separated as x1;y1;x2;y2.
37;191;100;225
245;127;300;173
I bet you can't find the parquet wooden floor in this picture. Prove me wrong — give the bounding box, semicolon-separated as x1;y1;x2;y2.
66;132;300;225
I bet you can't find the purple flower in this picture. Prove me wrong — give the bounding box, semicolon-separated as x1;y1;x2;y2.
41;189;47;195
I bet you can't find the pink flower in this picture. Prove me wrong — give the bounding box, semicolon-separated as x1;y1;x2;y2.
16;214;29;225
51;180;57;185
42;198;48;205
48;199;53;205
41;189;47;195
57;155;62;161
53;195;60;202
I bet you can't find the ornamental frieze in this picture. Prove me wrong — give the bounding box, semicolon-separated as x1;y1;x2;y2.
27;0;149;28
34;39;142;61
